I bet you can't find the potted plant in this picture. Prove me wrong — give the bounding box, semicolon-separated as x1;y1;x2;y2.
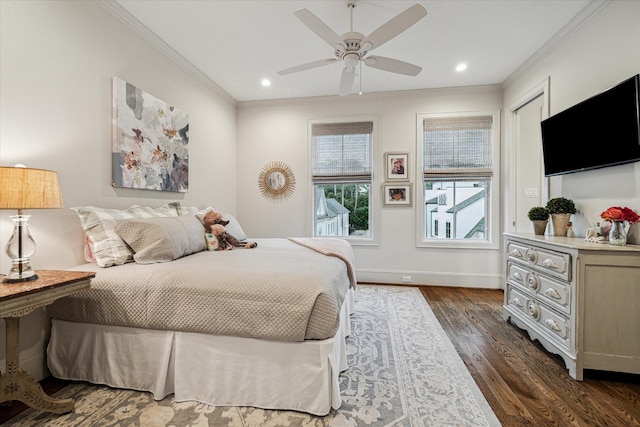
546;197;576;236
528;206;550;235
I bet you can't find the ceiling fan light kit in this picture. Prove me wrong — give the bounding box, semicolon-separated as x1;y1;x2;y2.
278;2;428;96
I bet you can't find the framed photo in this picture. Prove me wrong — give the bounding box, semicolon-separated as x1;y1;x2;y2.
385;152;408;180
383;183;412;206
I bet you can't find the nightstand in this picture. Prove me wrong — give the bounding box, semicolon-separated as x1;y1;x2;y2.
0;270;95;414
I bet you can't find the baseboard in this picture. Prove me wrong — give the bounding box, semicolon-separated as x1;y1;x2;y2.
356;269;504;289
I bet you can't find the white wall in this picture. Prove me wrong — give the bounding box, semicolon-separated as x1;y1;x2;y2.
0;0;237;379
237;87;505;288
503;0;640;243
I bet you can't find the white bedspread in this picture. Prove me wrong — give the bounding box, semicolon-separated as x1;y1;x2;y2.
47;238;353;341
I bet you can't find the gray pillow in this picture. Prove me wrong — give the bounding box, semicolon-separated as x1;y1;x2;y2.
115;215;206;264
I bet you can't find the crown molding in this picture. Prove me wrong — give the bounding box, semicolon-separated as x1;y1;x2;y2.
502;0;611;89
237;84;502;110
97;0;237;106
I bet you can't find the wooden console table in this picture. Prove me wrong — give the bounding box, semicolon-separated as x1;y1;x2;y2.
0;270;94;414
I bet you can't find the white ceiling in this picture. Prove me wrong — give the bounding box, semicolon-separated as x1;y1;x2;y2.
110;0;594;102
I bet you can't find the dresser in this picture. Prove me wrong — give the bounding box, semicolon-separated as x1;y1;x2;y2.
502;233;640;380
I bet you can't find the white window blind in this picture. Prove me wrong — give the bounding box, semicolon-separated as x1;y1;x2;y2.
312;122;373;183
423;116;492;181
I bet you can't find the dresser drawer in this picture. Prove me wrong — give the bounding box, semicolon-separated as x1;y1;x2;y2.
506;262;529;288
507;262;571;314
506;241;529;264
527;300;571;351
536;273;571;314
506;240;571;281
505;285;529;316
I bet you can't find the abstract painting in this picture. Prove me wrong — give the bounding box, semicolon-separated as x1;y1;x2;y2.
112;77;189;192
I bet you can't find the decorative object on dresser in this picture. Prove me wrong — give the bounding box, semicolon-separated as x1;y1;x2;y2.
0;270;95;414
546;197;576;236
0;166;64;282
527;206;550;235
600;206;640;246
503;233;640;380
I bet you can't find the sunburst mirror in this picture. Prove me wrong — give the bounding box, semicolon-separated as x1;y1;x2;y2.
258;161;296;203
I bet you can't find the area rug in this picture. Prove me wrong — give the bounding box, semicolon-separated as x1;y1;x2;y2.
7;285;501;426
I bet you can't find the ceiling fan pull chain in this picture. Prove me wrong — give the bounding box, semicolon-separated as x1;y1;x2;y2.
359;61;362;95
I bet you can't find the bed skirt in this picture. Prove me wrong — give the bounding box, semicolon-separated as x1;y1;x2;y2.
48;289;354;416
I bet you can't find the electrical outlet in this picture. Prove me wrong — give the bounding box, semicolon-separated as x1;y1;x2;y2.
401;275;412;283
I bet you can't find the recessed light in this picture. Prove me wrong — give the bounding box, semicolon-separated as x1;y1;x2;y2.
261;78;271;87
456;63;467;72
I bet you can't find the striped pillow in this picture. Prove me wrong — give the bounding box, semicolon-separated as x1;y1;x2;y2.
73;203;181;267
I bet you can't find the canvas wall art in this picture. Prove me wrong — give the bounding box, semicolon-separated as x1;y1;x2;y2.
112;77;189;192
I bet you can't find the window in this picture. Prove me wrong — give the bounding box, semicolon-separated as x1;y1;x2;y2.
418;112;499;247
311;121;373;238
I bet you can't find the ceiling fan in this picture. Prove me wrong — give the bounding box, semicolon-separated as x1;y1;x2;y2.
277;1;428;96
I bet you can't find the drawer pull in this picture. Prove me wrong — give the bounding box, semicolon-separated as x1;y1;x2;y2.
544;288;561;299
544;319;561;332
528;302;540;318
527;274;539;290
509;248;523;258
512;297;524;308
511;272;523;281
542;258;558;269
526;249;537;262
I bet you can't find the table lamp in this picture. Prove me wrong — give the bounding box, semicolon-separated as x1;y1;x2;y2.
0;166;63;283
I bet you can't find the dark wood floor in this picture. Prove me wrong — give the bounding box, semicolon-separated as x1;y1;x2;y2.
419;285;640;427
2;286;639;426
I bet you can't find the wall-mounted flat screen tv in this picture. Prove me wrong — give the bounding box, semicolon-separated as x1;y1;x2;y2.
541;74;640;176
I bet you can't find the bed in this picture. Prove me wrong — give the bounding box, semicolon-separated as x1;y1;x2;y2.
45;205;356;416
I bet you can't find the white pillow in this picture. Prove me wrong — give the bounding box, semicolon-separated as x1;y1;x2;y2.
115;215;206;263
195;207;247;241
223;214;247;241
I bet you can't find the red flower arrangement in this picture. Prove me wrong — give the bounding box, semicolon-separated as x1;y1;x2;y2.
600;206;640;224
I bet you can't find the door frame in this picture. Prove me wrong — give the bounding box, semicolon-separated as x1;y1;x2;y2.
505;77;550;234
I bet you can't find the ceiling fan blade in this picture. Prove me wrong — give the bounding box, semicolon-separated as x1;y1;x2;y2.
294;8;344;49
364;56;422;76
339;67;356;96
361;4;427;51
278;58;339;75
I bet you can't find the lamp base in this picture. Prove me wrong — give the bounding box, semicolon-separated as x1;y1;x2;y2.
3;274;38;283
3;262;38;283
4;214;39;284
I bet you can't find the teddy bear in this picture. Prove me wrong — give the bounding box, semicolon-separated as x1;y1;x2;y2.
202;211;257;250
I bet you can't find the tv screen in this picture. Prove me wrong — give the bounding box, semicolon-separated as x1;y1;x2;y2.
541;74;640;176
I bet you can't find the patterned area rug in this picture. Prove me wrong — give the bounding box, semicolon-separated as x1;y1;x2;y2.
8;285;501;426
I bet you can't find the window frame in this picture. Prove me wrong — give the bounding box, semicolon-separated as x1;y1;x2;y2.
415;110;500;249
308;116;379;245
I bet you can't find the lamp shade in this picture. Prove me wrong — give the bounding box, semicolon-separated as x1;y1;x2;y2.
0;166;64;209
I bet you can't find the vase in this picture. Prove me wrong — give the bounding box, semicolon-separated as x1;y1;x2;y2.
532;220;548;236
609;220;628;246
551;213;571;236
